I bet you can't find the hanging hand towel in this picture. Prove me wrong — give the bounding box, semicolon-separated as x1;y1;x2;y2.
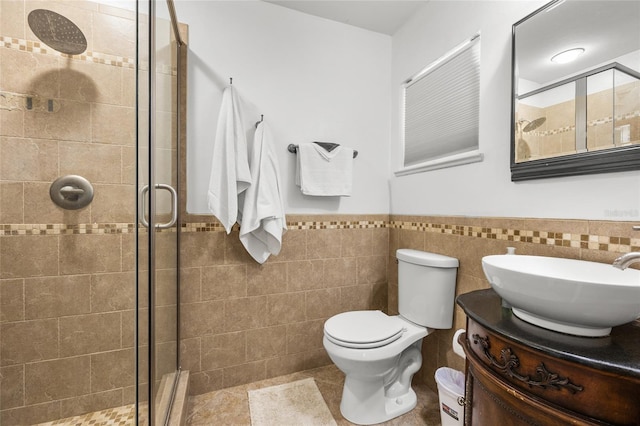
239;122;287;263
207;86;252;233
295;143;354;196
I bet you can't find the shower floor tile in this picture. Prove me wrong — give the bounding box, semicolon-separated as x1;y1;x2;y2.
186;365;442;425
35;404;137;426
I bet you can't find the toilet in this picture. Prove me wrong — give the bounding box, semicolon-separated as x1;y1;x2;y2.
323;249;459;425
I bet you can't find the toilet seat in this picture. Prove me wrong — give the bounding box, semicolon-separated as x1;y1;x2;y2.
324;311;405;349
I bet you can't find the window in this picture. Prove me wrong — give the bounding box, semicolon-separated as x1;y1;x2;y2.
397;34;483;176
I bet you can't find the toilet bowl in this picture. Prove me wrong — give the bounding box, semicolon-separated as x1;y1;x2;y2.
323;249;459;425
323;311;429;424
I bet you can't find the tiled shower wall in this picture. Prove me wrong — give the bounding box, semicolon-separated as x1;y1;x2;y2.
0;1;138;424
177;213;639;397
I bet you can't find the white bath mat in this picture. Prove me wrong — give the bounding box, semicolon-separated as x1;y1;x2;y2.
248;378;337;426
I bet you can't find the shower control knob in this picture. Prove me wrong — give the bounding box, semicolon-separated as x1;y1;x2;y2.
50;175;94;210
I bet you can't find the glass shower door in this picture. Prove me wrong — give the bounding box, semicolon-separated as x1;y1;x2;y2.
137;0;181;424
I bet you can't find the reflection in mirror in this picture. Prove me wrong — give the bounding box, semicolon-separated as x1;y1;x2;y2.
511;0;640;180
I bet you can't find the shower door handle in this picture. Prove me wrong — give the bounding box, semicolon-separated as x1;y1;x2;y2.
139;184;178;229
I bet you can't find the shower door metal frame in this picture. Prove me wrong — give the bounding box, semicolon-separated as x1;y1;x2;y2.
138;0;184;424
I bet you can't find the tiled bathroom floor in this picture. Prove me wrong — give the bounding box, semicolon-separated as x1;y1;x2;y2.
186;365;442;425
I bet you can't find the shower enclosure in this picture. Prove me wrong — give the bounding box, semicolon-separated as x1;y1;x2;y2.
0;0;184;424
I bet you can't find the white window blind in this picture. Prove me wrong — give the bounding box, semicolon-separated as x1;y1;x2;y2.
400;35;482;174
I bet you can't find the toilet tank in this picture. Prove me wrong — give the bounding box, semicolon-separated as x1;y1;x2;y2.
396;249;459;329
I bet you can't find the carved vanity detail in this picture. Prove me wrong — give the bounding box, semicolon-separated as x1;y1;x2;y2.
457;289;640;425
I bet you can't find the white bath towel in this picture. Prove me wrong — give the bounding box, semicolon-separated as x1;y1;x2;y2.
207;86;252;233
239;122;287;263
295;143;354;196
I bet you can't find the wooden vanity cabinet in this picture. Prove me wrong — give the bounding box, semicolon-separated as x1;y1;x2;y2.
457;290;640;426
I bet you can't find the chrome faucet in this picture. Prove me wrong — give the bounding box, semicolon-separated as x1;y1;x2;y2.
613;252;640;270
613;226;640;270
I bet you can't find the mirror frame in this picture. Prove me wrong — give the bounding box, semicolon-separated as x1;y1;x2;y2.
510;0;640;181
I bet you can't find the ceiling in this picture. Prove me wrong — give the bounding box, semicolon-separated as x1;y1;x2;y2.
263;1;428;35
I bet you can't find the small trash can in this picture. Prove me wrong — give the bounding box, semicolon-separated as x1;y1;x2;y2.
435;367;465;426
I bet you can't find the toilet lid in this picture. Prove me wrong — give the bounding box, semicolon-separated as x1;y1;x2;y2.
324;311;404;349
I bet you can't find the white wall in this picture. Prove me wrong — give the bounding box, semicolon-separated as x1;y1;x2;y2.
176;1;392;215
389;1;640;221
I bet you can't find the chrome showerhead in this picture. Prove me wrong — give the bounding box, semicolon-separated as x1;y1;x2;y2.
521;117;546;133
28;9;87;55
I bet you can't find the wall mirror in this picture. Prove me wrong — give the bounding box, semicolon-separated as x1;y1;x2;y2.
511;0;640;181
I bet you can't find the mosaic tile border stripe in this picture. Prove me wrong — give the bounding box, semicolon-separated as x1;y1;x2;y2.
1;36;177;75
0;223;137;235
388;220;640;254
1;36;136;69
1;219;638;253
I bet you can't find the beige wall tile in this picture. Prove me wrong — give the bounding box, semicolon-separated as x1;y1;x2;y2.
1;319;59;365
59;61;123;105
59;234;121;275
92;12;136;58
201;331;246;371
90;184;136;223
25;275;91;319
0;0;26;39
305;288;342;321
276;229;307;261
0;364;24;409
0;400;60;426
121;309;135;348
59;142;123;184
180;232;224;268
0;183;24;223
342;228;373;257
155;305;177;344
25;355;90;404
246;325;286;362
155;268;178;307
323;257;357;287
286;320;325;355
222;360;266;388
287;260;324;292
0;109;24;138
247;263;286;296
91;103;135;145
1;137;58;181
0;49;60;98
189;369;224;396
356;255;387;284
307;229;341;259
266;353;307;379
180;300;224;339
90;349;135;393
180;267;201;303
25;100;91;142
223;296;267;333
91;272;135;312
266;293;306;326
122;146;136;184
340;284;373;312
59;312;121;357
202;264;247;300
180;337;201;373
1;235;58;279
0;279;24;322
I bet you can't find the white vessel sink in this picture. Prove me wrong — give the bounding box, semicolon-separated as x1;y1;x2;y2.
482;255;640;337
